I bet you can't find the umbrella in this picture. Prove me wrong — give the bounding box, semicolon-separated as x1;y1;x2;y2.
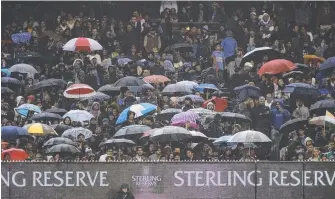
176;81;198;90
220;112;252;122
99;139;136;148
8;63;38;74
63;37;103;52
233;84;262;101
194;83;218;93
113;125;151;140
1;68;11;77
24;123;58;136
258;59;295;76
97;84;121;95
43;137;76;148
30;79;66;91
11;32;31;43
116;103;157;125
113;76;147;87
45;107;68;116
30;112;63;121
240;47;281;67
62;127;93;140
80;92;111;102
51;124;73;135
149;126;192;143
279;118;308;133
188;131;208;142
1;77;22;87
171;111;200;123
282;71;304;79
143;75;170;84
161;84;193;96
164;43;193;52
1;126;30;141
63;110;94;124
229;130;272;143
319;56;335;71
1;87;14;95
213;135;233;146
303;55;325;62
171;121;198;129
46;144;80;154
283;83;321;99
294;63;309;69
189;108;214;116
310;99;335;116
155;108;182;121
1;148;30;160
14;104;41;117
63;83;96;98
309;116;335;126
178;95;205;103
117;58;133;65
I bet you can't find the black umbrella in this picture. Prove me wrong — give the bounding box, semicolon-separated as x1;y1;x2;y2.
30;79;67;91
149;126;192;143
220;112;252;122
1;77;22;87
51;124;73;135
1;87;14;95
164;43;193;52
161;84;193;96
80;92;111;102
156;108;182;121
233;84;262;101
240;47;281;67
279;118;308;133
43;137;75;148
113;76;146;87
31;112;63;121
99;139;136;148
46;144;80;154
45;107;68;116
113;125;151;140
310;99;335;116
282;71;304;79
97;84;121;95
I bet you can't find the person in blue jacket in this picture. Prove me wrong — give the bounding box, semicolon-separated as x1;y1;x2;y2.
271;100;291;130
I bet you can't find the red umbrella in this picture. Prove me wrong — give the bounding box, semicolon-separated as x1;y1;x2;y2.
63;37;103;52
143;75;170;84
63;84;96;98
1;148;30;161
258;59;296;76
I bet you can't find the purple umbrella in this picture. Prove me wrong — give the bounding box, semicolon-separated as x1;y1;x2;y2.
171;111;200;123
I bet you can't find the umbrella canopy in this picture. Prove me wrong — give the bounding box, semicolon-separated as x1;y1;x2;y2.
14;104;41;117
282;71;304;79
283;83;321;99
30;79;66;91
31;112;62;121
161;84;193;96
116;103;157;125
176;81;198;90
310;99;335;116
279;118;308;133
113;76;147;87
178;95;205;103
80;92;111;102
213;135;233;146
62;127;93;140
229;130;272;143
1;126;30;141
63;37;103;52
233;84;262;101
8;63;38;74
171;111;200;123
97;84;121;95
155;108;182;121
2;148;30;161
220;112;252;122
1;77;22;87
51;124;73;135
319;56;335;71
171;121;198;129
258;59;295;76
1;87;14;95
164;43;193;52
100;139;136;148
63;83;96;98
189;108;214;116
143;75;170;84
43;137;76;148
113;125;151;140
240;47;280;67
46;144;80;154
309;116;335;126
303;54;325;62
1;68;11;77
63;110;94;123
23;123;58;136
188;131;208;142
117;57;133;65
194;83;218;93
45;107;68;116
149;126;192;143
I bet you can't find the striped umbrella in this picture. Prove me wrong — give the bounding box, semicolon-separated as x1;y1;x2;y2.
23;123;58;136
143;75;170;84
14;104;41;117
116;103;157;125
63;37;103;52
63;84;96;98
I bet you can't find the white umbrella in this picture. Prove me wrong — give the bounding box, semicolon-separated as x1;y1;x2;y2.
63;110;94;124
62;127;93;140
229;130;272;143
8;63;38;74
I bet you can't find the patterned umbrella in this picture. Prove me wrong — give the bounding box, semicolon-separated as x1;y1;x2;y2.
14;104;41;117
176;81;198;90
63;110;94;123
23;123;58;136
149;126;192;143
194;83;218;93
1;126;30;141
81;92;111;102
1;87;14;95
63;37;103;52
63;84;96;98
113;125;151;140
31;112;63;121
31;79;67;91
229;130;272;143
143;75;170;84
43;137;76;148
171;121;198;129
99;139;136;148
46;144;80;154
161;84;193;96
1;77;22;87
116;103;157;125
178;95;205;103
8;63;38;74
155;108;182;121
45;107;68;116
171;111;200;123
62;127;93;140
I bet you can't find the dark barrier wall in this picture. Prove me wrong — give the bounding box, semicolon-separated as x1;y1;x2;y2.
1;161;335;199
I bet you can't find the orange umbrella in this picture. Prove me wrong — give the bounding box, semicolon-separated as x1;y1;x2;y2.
258;59;295;76
1;148;30;161
303;55;325;62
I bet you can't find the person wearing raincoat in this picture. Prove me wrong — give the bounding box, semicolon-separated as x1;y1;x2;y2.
90;102;101;119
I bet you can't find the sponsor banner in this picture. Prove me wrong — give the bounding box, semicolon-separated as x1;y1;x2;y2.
1;162;335;199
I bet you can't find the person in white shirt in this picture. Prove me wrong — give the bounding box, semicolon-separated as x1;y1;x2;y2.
265;93;273;109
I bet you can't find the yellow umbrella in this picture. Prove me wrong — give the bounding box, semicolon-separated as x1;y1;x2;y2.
23;123;58;136
303;55;325;62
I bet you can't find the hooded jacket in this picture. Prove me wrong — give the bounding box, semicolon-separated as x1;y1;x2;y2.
271;102;291;130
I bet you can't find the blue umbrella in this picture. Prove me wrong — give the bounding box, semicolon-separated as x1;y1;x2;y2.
116;103;157;125
11;32;31;43
283;83;321;99
14;104;42;117
195;83;218;93
319;56;335;71
1;69;11;77
233;84;262;101
1;126;30;140
213;135;233;146
117;58;132;65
